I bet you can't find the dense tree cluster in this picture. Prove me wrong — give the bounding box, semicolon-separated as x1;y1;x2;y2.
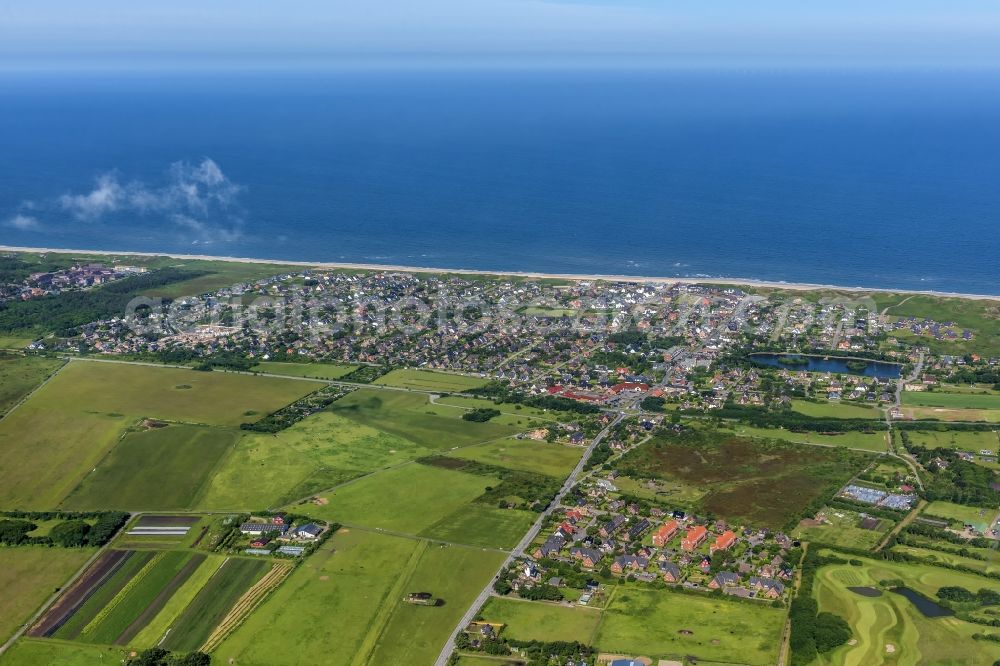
905;444;1000;506
461;408;501;422
0;511;128;547
0;268;205;335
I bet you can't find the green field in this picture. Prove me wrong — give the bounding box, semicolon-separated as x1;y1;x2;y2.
79;550;203;645
161;557;268;652
373;368;488;392
139;260;296;299
435;395;562;421
366;544;506;664
130;555;226;648
0;639;122;666
892;545;1000;576
0;361;318;509
901;406;1000;422
329;389;520;450
734;424;888;452
63;424;239;510
902;391;1000;410
595;587;785;665
306;462;495;536
481;596;602;643
448;438;582;478
793;507;892;550
54;551;156;640
813;554;1000;665
923;500;998;532
0;548;94;644
214;530;419;665
792;399;881;419
905;429;999;453
420;504;537;550
252;360;359;380
0;354;63;416
199;410;431;509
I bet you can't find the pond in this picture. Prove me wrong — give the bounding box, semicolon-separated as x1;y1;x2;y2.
891;587;955;617
848;586;883;597
749;353;902;379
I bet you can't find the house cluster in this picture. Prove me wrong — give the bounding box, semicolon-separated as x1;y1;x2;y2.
238;514;327;556
519;503;792;602
2;262;141;303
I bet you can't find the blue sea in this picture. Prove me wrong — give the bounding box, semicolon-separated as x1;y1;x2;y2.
1;67;999;293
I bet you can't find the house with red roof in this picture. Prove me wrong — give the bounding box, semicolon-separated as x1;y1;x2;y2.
681;525;708;551
709;530;737;555
652;520;679;547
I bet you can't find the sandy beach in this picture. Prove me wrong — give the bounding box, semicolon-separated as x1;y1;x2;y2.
2;244;999;302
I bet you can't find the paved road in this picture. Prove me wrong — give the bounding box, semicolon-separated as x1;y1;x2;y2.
432;412;625;666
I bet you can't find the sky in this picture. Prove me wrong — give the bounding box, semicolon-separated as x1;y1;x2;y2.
2;0;1000;69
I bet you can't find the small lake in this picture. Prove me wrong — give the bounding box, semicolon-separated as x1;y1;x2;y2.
848;586;883;597
749;353;902;379
891;587;955;617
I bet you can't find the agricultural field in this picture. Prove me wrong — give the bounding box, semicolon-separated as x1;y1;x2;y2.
904;429;999;453
812;554;1000;665
902;391;1000;410
922;500;999;532
618;428;872;529
129;555;227;648
214;530;420;665
793;507;893;550
0;353;63;416
160;557;269;652
329;388;521;450
435;395;562;421
448;438;583;478
595;587;785;665
63;424;240;510
0;361;318;509
733;424;888;452
420;504;537;550
373;368;488;392
366;544;506;664
198;410;431;509
0;548;94;644
305;462;495;536
791;399;881;419
900;406;1000;422
0;640;122;666
480;596;602;643
251;360;359;380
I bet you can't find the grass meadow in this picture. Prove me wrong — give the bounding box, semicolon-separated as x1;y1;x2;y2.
420;504;537;550
448;438;583;478
63;424;239;511
329;389;521;450
791;399;881;419
214;530;420;665
902;391;1000;410
373;368;488;392
198;410;430;509
905;429;999;453
793;507;893;550
0;548;94;644
0;640;123;666
0;353;63;416
733;424;888;452
923;500;998;531
0;361;318;509
251;360;359;380
594;587;785;665
306;462;494;536
481;596;602;643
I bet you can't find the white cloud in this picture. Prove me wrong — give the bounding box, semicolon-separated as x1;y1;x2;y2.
51;158;245;244
59;173;123;219
4;214;41;230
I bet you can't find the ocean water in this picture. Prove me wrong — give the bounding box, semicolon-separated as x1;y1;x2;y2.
1;67;999;293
